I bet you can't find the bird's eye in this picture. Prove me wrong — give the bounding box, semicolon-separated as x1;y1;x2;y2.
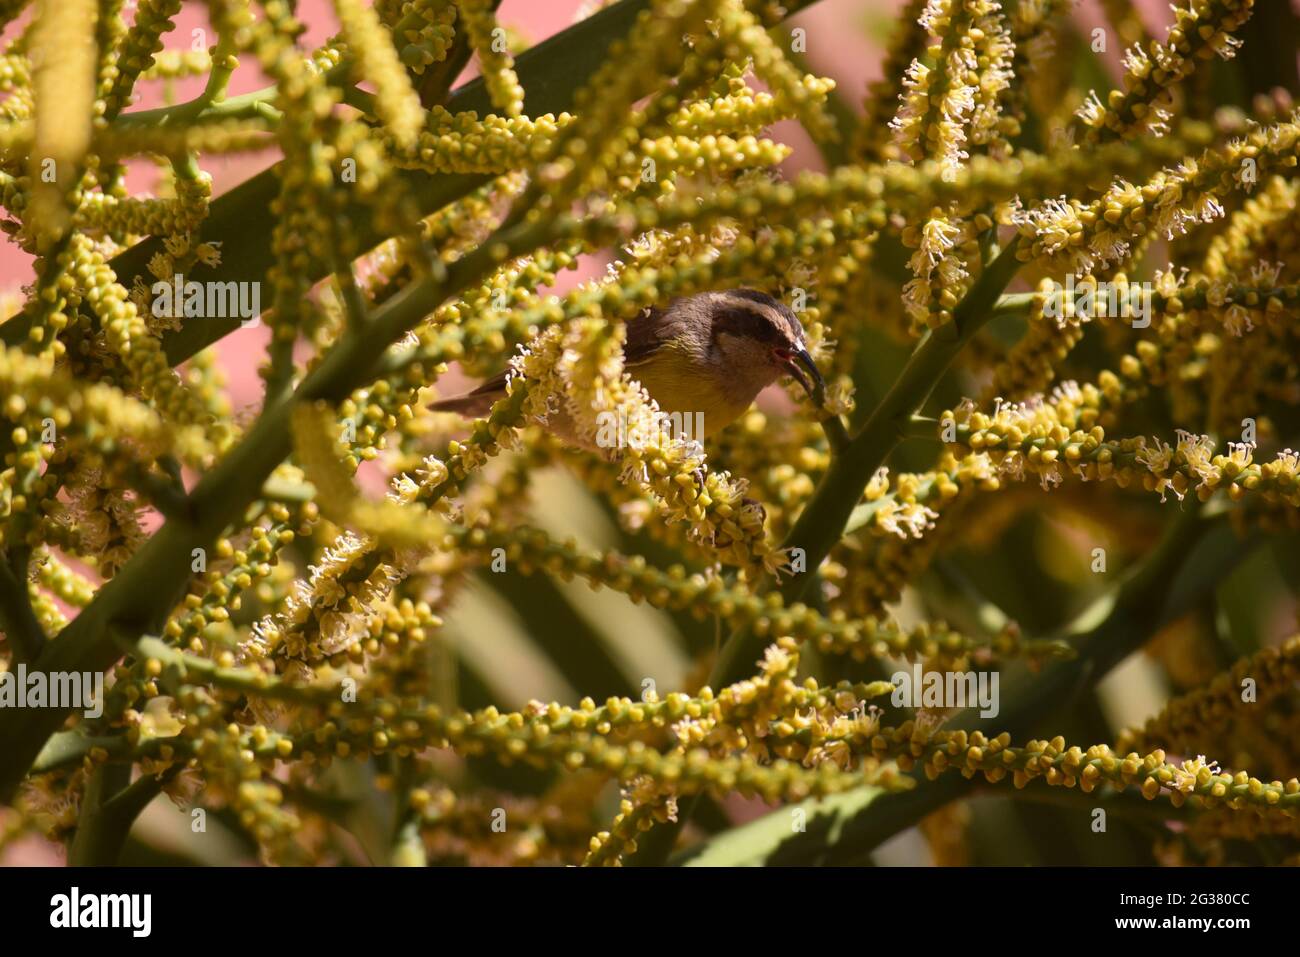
773;347;793;362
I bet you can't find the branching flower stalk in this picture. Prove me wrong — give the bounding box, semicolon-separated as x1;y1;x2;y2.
1;0;1298;869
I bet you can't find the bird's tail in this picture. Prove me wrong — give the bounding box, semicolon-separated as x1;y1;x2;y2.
428;389;503;418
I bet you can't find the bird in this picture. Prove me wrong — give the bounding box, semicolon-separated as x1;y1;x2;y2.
430;288;826;448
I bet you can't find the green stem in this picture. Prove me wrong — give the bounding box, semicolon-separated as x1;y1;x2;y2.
819;413;851;453
389;757;427;866
199;22;240;107
68;761;164;866
991;781;1193;824
0;556;44;664
133;635;346;706
68;764;175;865
111;79;303;131
990;291;1035;318
33;733;121;775
120;459;193;523
902;414;943;440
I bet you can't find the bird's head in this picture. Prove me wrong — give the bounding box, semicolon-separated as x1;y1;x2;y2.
704;288;826;401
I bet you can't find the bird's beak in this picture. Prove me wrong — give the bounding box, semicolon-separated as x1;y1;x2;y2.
783;346;826;403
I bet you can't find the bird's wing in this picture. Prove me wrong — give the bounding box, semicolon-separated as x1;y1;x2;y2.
465;307;663;391
622;305;669;368
432;305;668;415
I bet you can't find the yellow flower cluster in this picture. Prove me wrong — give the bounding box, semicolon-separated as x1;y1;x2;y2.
899;729;1300;814
890;0;1008;175
444;519;1071;666
945;387;1300;506
100;0;185;121
669;76;835;137
22;0;95;243
1014;117;1300;277
291;401;445;548
0;343;189;459
1074;0;1255;143
1117;636;1300;756
57;637;908;846
855;0;929;163
140;49;214;82
388;109;572;174
77;182;211;240
70;234;227;456
4;0;1300;871
385;0;459;77
460;0;525;119
334;0;425;151
712;0;837;143
901;210;982;331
